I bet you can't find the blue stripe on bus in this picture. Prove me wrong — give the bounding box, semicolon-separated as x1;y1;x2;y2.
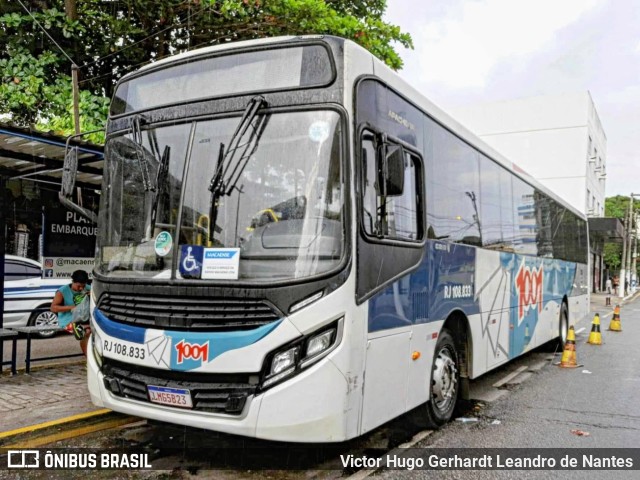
367;242;480;333
164;321;282;370
94;309;147;344
367;240;577;359
94;308;283;371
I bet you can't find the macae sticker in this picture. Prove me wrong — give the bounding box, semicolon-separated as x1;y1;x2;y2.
201;248;240;280
154;231;173;257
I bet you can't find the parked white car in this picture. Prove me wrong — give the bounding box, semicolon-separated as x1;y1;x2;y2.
2;255;67;338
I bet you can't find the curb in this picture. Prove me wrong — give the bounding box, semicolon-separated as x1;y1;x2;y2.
0;358;85;379
0;409;138;448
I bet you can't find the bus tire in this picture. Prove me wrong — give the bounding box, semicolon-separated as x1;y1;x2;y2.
419;328;459;429
557;302;569;349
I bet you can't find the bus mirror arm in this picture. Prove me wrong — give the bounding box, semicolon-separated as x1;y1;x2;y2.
58;192;98;224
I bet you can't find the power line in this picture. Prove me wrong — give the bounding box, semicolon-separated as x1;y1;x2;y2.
78;57;155;86
18;0;210;73
80;3;210;71
16;0;76;65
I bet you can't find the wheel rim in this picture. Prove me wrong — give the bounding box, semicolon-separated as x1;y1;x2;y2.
34;311;58;333
432;347;457;413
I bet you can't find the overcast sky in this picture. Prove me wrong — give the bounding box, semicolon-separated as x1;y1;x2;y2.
384;0;639;197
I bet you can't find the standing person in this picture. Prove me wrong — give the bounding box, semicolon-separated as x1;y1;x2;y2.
50;270;91;355
613;275;620;296
605;277;612;306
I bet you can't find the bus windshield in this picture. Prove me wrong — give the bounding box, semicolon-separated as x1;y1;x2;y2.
97;110;344;282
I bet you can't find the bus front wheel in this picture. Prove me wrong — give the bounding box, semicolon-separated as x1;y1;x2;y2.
419;329;459;429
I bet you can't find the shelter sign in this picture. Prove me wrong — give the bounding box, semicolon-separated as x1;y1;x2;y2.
43;204;97;278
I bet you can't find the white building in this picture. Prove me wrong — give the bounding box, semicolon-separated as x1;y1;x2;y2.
449;92;607;291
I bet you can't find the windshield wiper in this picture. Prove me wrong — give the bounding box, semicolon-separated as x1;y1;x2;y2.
145;145;171;240
208;95;269;244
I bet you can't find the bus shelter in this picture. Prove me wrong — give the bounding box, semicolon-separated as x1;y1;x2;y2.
0;122;103;363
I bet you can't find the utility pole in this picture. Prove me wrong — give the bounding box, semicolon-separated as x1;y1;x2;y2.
71;64;80;135
66;0;80;135
466;191;482;246
620;194;634;298
632;212;639;291
626;196;636;293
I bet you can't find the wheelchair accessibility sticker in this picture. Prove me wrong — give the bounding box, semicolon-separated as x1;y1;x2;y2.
179;245;203;278
179;246;240;279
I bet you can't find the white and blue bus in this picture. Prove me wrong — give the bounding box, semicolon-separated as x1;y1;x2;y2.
80;36;589;442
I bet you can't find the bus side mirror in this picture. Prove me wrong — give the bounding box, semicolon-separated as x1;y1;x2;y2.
61;146;78;198
58;143;98;223
378;144;405;197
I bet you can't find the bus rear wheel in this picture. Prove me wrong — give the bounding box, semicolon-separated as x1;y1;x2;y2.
418;329;459;429
557;303;569;349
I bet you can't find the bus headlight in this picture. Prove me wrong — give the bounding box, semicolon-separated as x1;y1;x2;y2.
262;317;343;389
305;330;334;358
271;347;299;376
92;329;103;368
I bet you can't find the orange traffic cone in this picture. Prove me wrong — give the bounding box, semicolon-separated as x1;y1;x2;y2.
557;325;582;368
587;314;602;345
608;305;622;332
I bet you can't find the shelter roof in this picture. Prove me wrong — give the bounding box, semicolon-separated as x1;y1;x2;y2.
0;122;103;190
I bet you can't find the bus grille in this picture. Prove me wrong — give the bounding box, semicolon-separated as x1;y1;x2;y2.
97;293;281;331
102;361;258;415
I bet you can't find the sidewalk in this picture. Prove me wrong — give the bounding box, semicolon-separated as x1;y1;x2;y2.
0;362;95;434
589;289;640;315
1;291;639;438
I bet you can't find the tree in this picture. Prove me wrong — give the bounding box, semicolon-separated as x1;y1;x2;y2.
603;195;640;273
0;0;412;142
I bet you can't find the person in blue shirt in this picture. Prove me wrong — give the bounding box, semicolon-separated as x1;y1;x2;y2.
50;270;91;355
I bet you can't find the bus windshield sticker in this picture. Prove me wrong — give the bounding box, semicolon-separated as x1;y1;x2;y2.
154;231;173;257
202;248;240;280
179;245;203;279
309;121;330;143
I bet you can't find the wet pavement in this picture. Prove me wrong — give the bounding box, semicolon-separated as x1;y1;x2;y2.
1;290;638;437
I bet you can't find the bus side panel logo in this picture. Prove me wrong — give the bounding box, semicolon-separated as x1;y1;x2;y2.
175;340;209;365
515;264;543;320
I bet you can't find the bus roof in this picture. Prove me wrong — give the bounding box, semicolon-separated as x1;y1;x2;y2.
125;35;302;80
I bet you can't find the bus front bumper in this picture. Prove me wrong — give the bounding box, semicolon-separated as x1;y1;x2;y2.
87;336;351;442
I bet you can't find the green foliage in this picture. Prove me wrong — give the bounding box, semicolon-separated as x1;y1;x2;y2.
603;195;640;272
605;195;640;219
603;242;622;270
0;0;412;144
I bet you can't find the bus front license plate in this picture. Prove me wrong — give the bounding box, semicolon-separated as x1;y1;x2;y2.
147;385;193;409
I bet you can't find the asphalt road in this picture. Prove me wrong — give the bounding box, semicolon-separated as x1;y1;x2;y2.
377;298;640;480
5;295;639;480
